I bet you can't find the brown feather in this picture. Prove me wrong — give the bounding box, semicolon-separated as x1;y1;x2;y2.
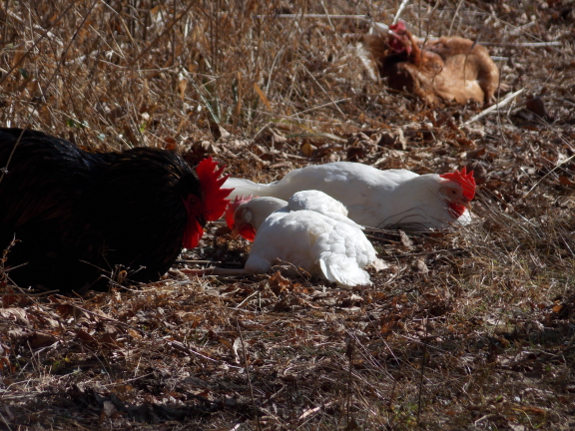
362;25;500;106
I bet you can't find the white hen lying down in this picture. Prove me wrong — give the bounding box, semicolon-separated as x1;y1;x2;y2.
224;162;476;231
227;190;378;287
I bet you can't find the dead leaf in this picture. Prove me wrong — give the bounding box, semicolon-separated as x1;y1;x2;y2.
513;405;546;415
269;271;291;295
340;293;364;307
413;258;429;274
370;258;389;272
525;96;549;119
1;288;19;307
178;76;188;101
377;128;406;150
101;400;116;419
75;329;97;344
558;176;575;188
466;147;486;159
253;82;272;110
346;146;365;161
298;406;321;421
301;142;316;157
232;337;241;363
399;230;413;249
29;332;58;348
0;308;30;326
57;303;87;321
164;136;177;151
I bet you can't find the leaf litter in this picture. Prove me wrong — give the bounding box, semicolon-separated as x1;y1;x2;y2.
1;0;575;429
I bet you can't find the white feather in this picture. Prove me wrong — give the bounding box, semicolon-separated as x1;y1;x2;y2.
225;162;472;231
238;190;378;287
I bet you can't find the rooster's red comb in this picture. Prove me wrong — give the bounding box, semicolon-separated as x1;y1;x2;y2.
196;157;233;221
225;195;253;230
440;167;476;201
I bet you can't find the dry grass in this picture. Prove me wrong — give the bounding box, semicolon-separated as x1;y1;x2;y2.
1;0;575;429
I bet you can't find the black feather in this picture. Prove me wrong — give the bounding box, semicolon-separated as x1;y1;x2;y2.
0;128;202;293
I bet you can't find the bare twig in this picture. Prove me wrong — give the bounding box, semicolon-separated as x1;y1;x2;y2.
256;14;370;20
460;88;525;126
416;315;429;424
128;1;197;67
393;0;411;24
481;41;562;47
235;319;261;431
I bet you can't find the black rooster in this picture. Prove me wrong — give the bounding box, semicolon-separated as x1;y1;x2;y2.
0;128;231;293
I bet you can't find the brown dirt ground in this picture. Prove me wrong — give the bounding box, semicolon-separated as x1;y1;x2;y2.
1;0;575;430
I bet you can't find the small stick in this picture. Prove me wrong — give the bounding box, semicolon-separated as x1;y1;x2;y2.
521;152;575;200
2;289;60;297
448;0;465;36
256;14;370;20
169;339;242;370
235;320;262;430
481;41;562;47
180;267;249;276
236;290;261;309
393;0;411;24
461;88;524;127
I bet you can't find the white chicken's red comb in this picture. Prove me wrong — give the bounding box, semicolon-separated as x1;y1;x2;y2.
225;195;253;230
440;167;476;201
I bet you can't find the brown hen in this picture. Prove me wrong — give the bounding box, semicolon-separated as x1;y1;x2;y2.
363;22;500;106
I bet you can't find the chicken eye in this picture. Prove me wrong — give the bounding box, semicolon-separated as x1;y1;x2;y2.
183;194;202;213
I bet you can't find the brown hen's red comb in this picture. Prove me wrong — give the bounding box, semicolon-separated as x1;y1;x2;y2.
389;21;407;33
225;195;253;230
440;167;476;201
388;21;410;53
196;157;233;221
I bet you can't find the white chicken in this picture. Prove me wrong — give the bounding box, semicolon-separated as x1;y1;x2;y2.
226;190;378;287
224;163;476;231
